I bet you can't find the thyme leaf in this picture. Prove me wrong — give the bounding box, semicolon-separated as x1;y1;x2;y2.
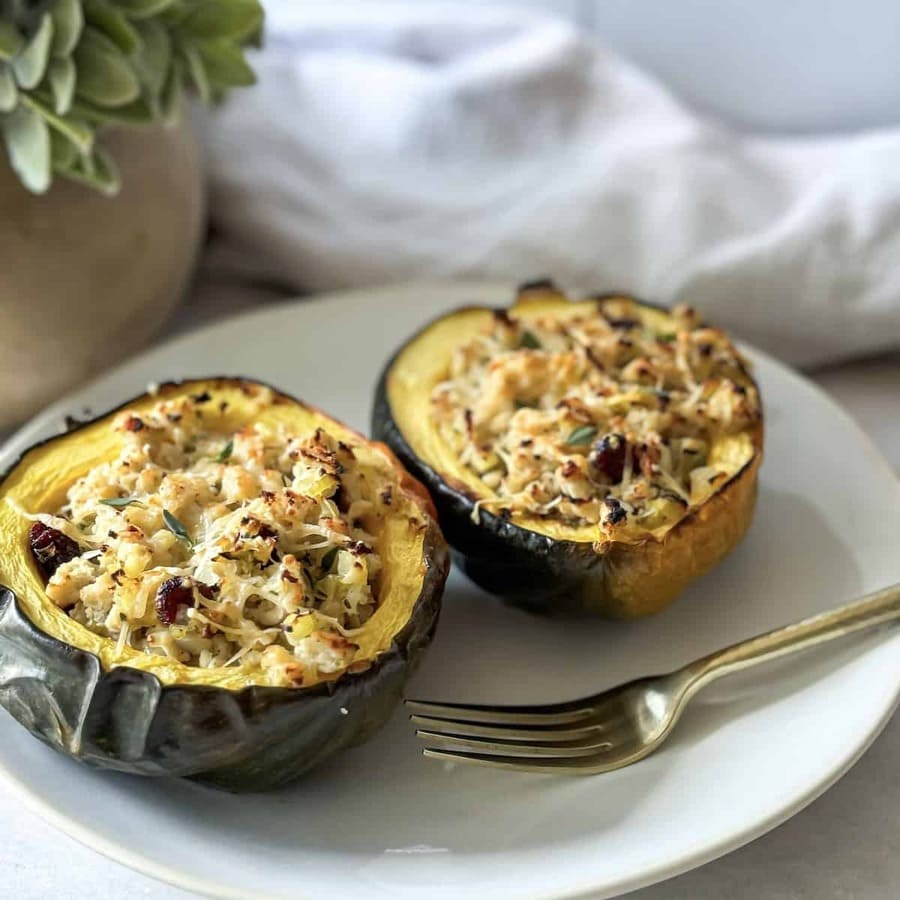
216;438;234;463
163;509;193;547
99;497;143;509
520;330;542;350
566;425;598;446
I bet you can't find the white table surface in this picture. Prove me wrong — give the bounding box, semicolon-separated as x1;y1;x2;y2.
0;278;896;898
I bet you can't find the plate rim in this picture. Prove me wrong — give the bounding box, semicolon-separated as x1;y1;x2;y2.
1;693;898;900
0;281;897;900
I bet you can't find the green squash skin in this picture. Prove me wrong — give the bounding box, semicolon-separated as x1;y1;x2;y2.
0;379;449;792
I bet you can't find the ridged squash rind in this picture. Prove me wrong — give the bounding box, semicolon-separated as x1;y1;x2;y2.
0;378;449;791
372;290;762;618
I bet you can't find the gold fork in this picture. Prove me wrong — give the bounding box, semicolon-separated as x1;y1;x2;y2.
407;583;900;774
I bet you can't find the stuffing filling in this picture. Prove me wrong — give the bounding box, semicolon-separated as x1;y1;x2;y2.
28;392;384;687
430;297;761;537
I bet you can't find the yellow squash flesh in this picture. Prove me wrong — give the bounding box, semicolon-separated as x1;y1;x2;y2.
0;379;438;688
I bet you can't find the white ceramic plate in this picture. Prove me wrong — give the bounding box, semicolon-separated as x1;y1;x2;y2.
1;283;897;900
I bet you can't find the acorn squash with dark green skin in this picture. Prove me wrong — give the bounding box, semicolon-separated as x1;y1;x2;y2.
0;378;449;791
372;284;762;619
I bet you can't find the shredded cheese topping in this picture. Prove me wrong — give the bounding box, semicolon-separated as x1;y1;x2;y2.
430;297;761;537
34;392;384;687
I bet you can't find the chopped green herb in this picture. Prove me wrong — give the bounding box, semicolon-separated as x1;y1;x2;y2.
163;510;192;547
99;497;143;509
520;330;542;350
216;438;234;463
566;425;598;446
320;547;339;572
641;329;676;344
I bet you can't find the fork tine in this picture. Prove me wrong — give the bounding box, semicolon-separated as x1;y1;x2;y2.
422;747;612;773
416;730;613;758
409;714;617;742
405;698;595;726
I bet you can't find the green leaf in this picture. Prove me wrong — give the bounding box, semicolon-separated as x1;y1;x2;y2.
215;438;233;463
180;0;263;40
50;0;84;58
69;95;154;124
158;56;182;124
320;547;339;572
199;38;255;88
0;65;17;112
2;105;51;193
244;21;264;50
84;1;140;55
47;57;76;115
12;13;53;90
0;22;24;61
49;127;78;168
132;19;170;96
178;41;209;102
85;142;120;194
163;509;192;546
520;330;542;350
115;0;178;20
54;143;120;195
73;27;141;107
20;93;93;153
565;425;598;447
100;496;143;508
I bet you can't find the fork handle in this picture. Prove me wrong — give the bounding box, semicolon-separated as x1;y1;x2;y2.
684;582;900;689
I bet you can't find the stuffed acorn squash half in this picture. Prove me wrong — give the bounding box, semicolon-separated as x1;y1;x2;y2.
0;378;448;791
373;283;762;618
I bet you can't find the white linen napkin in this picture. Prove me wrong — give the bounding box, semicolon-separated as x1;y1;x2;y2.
198;1;900;368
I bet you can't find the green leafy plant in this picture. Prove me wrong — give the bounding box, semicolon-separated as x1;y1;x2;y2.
0;0;263;195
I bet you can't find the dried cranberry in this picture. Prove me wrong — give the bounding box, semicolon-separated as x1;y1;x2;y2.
196;581;218;601
590;434;628;483
256;523;278;541
603;316;641;330
29;522;80;577
603;498;628;526
333;483;351;513
155;577;195;625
